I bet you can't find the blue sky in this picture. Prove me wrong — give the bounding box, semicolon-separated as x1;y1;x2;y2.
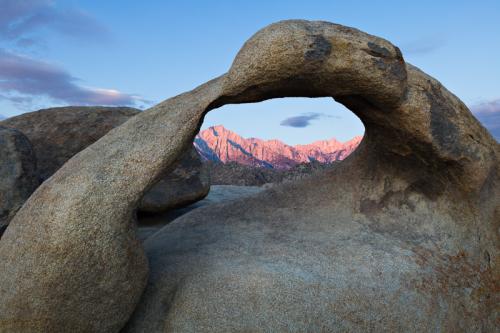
0;0;498;143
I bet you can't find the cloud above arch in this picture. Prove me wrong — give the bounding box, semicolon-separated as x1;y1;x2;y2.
280;112;339;128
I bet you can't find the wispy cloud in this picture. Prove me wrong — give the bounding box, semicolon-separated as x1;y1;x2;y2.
470;99;500;140
0;1;151;111
280;112;338;128
0;48;148;108
400;36;445;56
0;0;110;45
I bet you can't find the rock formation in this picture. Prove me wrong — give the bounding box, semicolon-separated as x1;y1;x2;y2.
0;107;140;181
195;125;361;168
140;147;210;213
0;107;210;214
0;127;39;232
0;20;498;332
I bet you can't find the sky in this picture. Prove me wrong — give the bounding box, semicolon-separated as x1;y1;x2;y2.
0;0;498;144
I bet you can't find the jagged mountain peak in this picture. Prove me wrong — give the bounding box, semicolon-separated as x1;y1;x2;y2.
195;125;362;169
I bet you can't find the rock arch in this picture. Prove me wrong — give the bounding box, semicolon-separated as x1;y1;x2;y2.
0;20;498;332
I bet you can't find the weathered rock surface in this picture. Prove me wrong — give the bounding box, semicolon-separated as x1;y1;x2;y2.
140;147;210;213
0;126;39;232
0;20;498;332
0;106;210;214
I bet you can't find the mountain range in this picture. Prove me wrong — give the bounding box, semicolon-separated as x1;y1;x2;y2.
194;125;362;169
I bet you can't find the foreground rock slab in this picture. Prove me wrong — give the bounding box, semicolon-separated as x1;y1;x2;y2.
1;20;498;332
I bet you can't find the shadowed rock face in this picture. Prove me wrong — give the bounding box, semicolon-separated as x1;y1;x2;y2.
139;147;210;213
0;127;39;231
0;20;498;332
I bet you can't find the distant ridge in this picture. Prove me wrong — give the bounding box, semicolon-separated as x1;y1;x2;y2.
194;125;362;169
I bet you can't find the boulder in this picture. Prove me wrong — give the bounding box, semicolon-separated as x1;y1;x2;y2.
0;126;39;233
0;106;210;214
0;20;498;332
140;147;209;213
0;106;140;181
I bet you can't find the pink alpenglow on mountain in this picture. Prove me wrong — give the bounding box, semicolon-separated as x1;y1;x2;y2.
195;125;363;169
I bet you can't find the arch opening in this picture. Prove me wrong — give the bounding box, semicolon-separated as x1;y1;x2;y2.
194;96;365;186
